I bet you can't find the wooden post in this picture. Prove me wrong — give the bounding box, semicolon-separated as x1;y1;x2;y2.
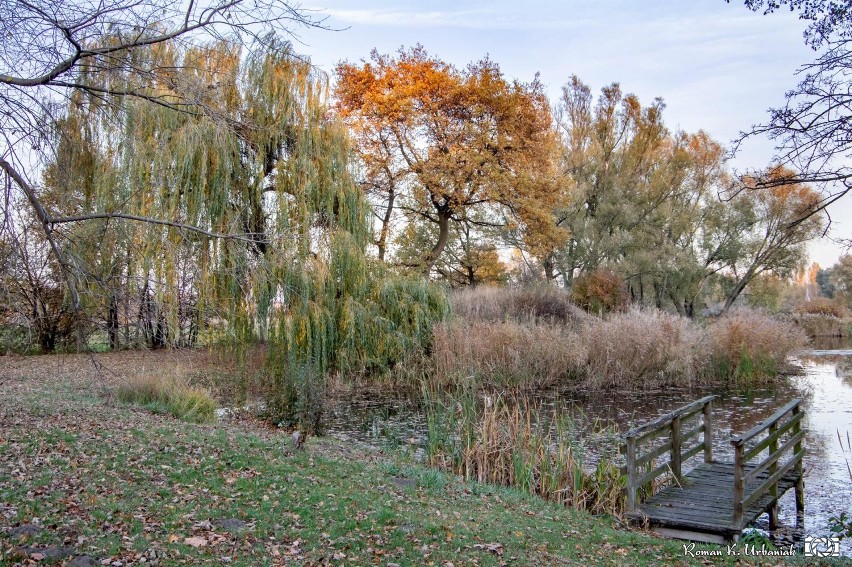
732;440;745;530
792;404;805;526
768;421;779;531
626;435;637;512
671;414;682;482
703;398;713;463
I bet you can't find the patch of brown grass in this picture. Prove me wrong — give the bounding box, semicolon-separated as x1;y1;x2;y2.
580;309;707;390
0;347;261;409
707;308;809;381
449;286;589;327
432;320;586;388
784;312;852;337
794;297;847;317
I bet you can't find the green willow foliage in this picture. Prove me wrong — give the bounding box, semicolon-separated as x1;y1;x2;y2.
44;39;448;382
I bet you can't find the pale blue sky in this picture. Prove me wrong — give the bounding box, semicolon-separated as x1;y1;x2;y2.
295;0;845;266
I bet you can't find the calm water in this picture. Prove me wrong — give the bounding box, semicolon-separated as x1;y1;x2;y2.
324;344;852;554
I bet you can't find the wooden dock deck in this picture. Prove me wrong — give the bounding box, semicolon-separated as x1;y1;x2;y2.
622;397;805;544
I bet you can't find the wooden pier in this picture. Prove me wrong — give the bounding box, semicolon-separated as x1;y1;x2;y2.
622;396;805;544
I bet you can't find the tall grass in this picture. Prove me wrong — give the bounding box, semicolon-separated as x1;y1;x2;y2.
793;297;847;317
840;430;852;484
436;290;810;390
432;320;586;388
117;371;217;423
449;286;589;327
706;308;809;383
830;431;852;539
580;309;707;390
423;388;624;515
784;312;852;338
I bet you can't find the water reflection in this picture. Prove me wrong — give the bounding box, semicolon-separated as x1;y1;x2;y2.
324;346;852;555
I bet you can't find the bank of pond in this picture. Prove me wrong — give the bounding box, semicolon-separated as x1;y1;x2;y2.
318;344;851;556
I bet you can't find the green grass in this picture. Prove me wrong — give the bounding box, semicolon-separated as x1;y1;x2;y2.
116;373;217;423
0;371;845;565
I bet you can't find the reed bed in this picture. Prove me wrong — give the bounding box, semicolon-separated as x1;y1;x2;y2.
449;285;589;327
432;320;586;388
423;388;625;515
434;289;812;390
581;308;708;390
783;312;852;338
707;308;809;381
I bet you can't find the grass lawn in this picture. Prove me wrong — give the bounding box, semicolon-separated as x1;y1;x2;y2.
0;351;845;565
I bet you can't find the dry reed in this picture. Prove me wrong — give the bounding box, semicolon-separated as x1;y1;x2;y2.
707;308;809;381
784;312;852;337
432;320;586;388
449;286;589;327
424;390;624;515
580;308;708;389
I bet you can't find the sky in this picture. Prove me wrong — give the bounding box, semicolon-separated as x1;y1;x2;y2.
292;0;847;267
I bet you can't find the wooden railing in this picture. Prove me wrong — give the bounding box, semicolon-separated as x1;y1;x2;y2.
622;395;717;512
731;398;805;530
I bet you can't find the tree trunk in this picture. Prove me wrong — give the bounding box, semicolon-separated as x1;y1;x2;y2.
722;269;757;314
422;210;450;277
108;295;119;350
376;189;395;262
543;255;555;281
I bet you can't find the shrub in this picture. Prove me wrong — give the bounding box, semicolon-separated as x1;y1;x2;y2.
570;269;628;315
580;309;707;389
0;324;33;354
264;361;325;434
706;308;809;382
450;285;588;327
432;320;586;388
794;297;847;317
117;372;217;423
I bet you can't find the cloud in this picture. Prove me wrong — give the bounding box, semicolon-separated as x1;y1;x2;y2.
323;7;591;30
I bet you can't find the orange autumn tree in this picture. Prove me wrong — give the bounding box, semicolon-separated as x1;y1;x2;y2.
335;46;564;276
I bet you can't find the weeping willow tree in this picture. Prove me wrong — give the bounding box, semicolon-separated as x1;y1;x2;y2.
42;38;448;428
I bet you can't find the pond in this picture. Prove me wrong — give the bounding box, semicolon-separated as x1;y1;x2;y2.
323;341;852;555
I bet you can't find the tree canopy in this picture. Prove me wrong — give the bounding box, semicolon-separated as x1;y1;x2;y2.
0;0;330;349
335;46;566;276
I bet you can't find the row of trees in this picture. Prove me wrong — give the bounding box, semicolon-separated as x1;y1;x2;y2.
0;0;840;359
1;44;826;354
335;47;824;317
